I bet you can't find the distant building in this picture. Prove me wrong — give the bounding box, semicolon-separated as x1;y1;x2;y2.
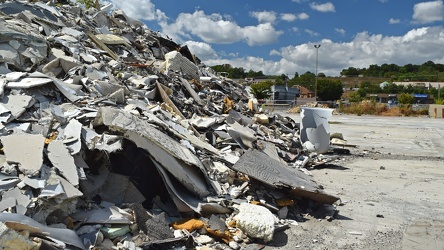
365;93;434;104
393;82;443;90
271;85;300;104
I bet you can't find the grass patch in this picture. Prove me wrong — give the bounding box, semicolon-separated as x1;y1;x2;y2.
340;101;429;117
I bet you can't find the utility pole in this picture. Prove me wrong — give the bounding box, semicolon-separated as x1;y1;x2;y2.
314;44;321;100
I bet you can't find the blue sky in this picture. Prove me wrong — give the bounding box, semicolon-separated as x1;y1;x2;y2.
103;0;444;77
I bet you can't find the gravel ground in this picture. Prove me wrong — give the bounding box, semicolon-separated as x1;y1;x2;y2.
265;113;444;250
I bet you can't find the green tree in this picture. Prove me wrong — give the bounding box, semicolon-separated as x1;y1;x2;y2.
249;81;273;99
317;79;343;101
77;0;97;9
349;91;362;103
398;93;414;104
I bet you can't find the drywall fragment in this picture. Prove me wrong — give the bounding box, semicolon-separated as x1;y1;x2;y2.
81;127;123;152
42;57;81;77
6;77;52;89
0;213;85;250
0;197;16;212
22;176;45;189
57;175;83;199
2;188;30;215
50;76;84;102
61;27;84;39
95;34;131;46
47;140;79;186
253;114;269;125
300;108;333;154
94;107;209;197
189;114;217;129
0;94;35;122
179;78;203;105
231;149;339;204
0;172;20;191
95;173;146;205
153;159;230;214
61;119;83;154
5;72;26;81
1;133;45;176
71;206;132;224
0;78;6;97
127;130;209;198
233;203;275;242
227;121;256;149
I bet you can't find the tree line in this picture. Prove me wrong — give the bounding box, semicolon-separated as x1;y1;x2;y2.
340;60;444;81
210;61;444;102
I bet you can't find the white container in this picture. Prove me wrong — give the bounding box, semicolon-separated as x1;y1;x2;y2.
300;107;333;153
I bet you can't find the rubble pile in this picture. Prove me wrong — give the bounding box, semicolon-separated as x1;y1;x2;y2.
0;1;342;249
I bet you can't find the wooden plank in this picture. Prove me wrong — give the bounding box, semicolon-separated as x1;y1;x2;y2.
88;33;119;60
156;81;185;120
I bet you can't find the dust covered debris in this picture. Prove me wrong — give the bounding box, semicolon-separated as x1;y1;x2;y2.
0;1;346;249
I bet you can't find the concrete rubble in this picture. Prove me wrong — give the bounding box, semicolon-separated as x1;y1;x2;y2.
0;1;349;249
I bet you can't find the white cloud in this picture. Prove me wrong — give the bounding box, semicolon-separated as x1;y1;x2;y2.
200;26;444;77
292;27;299;32
270;49;281;56
160;10;283;46
379;0;388;3
250;11;277;23
182;41;218;61
280;13;309;22
305;29;320;36
389;18;401;24
310;2;336;12
297;12;310;20
281;13;297;22
106;0;167;22
412;0;444;24
335;28;346;35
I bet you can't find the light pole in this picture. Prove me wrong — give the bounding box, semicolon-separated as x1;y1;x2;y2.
314;44;321;100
